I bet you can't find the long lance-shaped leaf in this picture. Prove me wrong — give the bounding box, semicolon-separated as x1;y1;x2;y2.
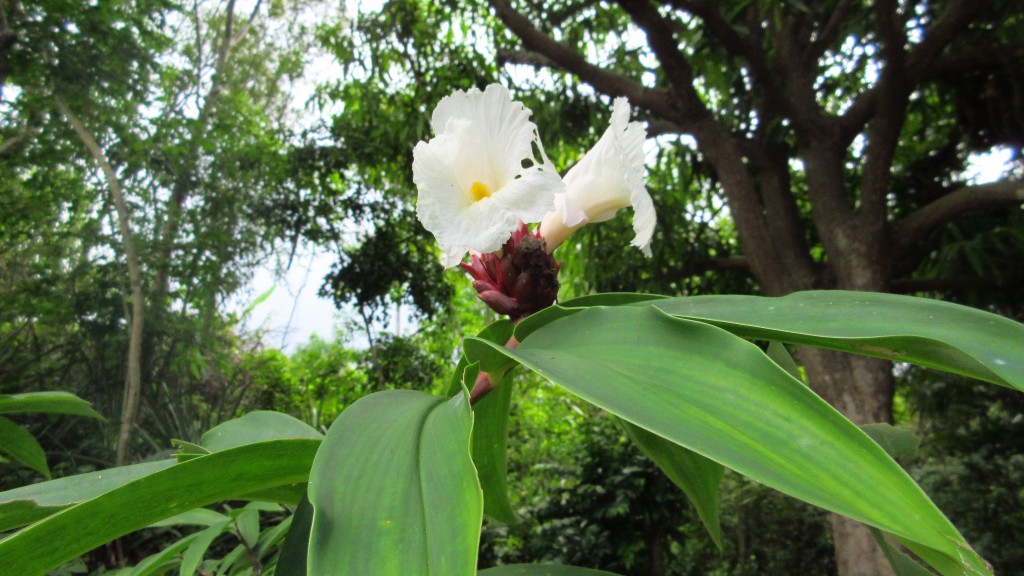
0;391;104;419
0;459;176;532
641;291;1024;390
308;389;482;576
446;320;518;524
0;439;319;576
467;306;990;576
467;366;518;524
0;415;51;479
200;410;323;451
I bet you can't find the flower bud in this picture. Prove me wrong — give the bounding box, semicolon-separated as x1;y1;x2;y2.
460;223;560;321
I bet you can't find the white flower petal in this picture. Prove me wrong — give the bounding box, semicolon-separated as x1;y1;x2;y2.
432;84;539;188
414;84;563;266
539;97;655;254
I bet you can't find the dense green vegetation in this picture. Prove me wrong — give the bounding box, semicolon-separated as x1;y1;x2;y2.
1;0;1022;574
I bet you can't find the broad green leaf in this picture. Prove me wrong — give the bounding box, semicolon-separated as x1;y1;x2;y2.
172;439;209;463
646;291;1024;390
180;521;230;576
468;306;990;576
0;439;319;575
200;410;322;452
0;392;104;419
0;459;175;532
0;415;50;478
471;369;518;524
619;419;723;547
513;293;666;342
308;390;482;576
513;305;583;342
478;565;623;575
445;322;518;524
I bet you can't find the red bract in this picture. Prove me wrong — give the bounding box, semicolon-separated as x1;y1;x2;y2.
460;223;560;321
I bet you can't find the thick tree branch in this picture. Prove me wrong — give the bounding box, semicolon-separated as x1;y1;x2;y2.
893;180;1024;257
663;0;794;126
857;0;908;229
497;48;555;69
770;11;835;138
840;0;985;142
808;0;853;59
614;0;708;125
487;0;678;122
54;93;145;466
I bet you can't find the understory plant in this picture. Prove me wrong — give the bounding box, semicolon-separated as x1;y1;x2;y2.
1;85;1021;576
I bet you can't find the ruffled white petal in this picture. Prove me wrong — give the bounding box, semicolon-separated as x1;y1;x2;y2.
539;97;655;254
414;84;563;267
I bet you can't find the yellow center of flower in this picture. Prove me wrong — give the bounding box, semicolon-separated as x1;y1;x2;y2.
469;181;492;202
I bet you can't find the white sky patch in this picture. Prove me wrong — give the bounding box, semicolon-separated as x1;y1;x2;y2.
963;147;1015;184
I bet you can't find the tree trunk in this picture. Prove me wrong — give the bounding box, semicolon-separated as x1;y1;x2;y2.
799;348;895;576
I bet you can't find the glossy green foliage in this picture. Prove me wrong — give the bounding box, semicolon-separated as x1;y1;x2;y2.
308;389;482;575
647;291;1024;390
447;319;518;523
200;410;323;451
0;392;104;479
0;416;51;479
470;305;994;576
0;440;318;575
0;460;176;532
0;392;104;418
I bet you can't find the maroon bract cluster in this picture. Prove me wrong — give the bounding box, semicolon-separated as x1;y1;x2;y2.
460;223;561;321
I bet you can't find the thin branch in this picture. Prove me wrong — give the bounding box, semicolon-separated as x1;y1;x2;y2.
486;0;679;123
230;0;263;50
904;0;984;77
893;180;1024;256
0;127;34;156
54;93;145;466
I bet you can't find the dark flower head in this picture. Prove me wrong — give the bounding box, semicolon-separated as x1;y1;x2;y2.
460;222;560;321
